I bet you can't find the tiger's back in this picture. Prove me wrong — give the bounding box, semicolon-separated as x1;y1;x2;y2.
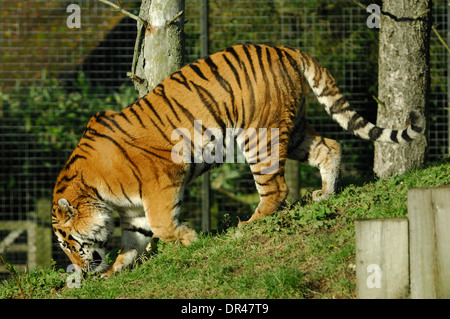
52;44;423;276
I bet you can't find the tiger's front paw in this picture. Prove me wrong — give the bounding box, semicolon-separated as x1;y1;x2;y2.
179;226;198;246
100;268;114;279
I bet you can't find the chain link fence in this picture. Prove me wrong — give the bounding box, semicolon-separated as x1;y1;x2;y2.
0;0;448;277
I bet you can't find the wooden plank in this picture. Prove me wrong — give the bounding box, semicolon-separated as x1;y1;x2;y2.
285;159;301;202
27;199;52;269
409;186;450;299
202;173;211;232
355;218;409;299
0;221;29;230
0;229;24;253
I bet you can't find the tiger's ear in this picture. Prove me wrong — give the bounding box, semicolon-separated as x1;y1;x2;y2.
57;198;77;222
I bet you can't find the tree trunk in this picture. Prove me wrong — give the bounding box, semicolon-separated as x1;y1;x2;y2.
373;0;430;178
133;0;185;95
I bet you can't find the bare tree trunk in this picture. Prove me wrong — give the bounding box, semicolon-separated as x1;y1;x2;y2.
132;0;185;95
373;0;430;178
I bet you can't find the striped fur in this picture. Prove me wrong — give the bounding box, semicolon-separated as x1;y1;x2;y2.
52;44;424;276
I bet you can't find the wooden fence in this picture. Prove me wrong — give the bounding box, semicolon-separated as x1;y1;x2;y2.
0;199;52;275
356;186;450;299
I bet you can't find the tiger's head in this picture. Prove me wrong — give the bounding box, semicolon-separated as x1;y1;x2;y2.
52;197;113;273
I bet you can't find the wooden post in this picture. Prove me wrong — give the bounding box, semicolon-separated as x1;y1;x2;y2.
27;199;52;269
408;186;450;299
285;159;300;202
200;0;210;232
355;218;410;299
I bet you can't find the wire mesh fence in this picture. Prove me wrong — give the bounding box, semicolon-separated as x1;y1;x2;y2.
0;0;448;277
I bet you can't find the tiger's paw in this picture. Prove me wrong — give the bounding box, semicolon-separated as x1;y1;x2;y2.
178;226;198;246
100;268;114;279
237;220;249;228
312;190;330;201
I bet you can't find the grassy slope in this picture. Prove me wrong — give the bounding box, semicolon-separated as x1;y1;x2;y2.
1;158;449;299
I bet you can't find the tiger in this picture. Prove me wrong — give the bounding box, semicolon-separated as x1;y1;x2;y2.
52;44;424;277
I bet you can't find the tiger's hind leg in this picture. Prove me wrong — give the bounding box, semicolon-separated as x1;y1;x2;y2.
238;171;289;227
288;122;341;201
237;129;289;227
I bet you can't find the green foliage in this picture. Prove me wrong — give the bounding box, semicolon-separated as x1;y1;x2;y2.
0;72;138;151
0;72;138;200
0;257;67;299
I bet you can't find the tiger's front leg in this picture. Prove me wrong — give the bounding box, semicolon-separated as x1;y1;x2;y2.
102;216;154;278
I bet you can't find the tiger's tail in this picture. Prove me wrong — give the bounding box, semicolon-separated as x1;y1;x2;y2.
298;51;424;144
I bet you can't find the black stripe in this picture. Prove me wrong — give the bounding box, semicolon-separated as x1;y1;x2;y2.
170;70;192;91
79;142;95;151
131;166;143;199
129;107;146;128
190;81;226;133
259;190;279;197
223;54;242;90
240;58;256;122
204;56;236;121
172;199;183;210
95;115;115;132
57;173;78;185
141;97;164;126
81;128;96;142
64;154;87;170
273;46;296;92
240;98;246;128
255;45;271;109
118;112;132;124
319;85;340;97
281;47;300;73
390;130;399;143
56;185;68;194
68;234;83;247
189;63;208;81
204;56;234;95
123;139;174;163
347;113;368;133
104;116;134;140
225;46;242;66
157;84;181;122
401;130;413;142
90;129;141;175
265;47;282;100
120;183;133;204
135;99;144;112
147;116;173;145
223;101;233;125
123;226;153;238
80;174;104;202
368;126;383;141
102;176;117;198
411;124;422;133
172;97;195;122
329;97;348;114
242;45;256;81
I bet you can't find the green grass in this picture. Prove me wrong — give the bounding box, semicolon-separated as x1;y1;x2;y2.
1;157;450;299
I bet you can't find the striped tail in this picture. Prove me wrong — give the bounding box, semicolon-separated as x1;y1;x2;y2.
298;51;424;144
